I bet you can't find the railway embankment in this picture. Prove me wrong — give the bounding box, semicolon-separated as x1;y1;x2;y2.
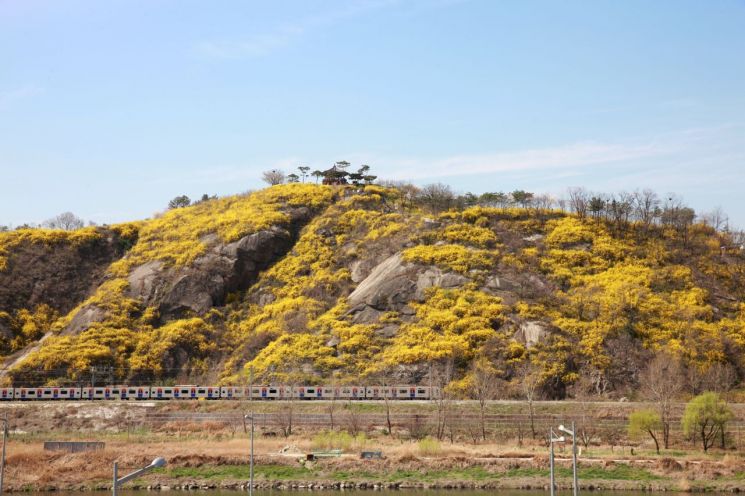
1;400;745;492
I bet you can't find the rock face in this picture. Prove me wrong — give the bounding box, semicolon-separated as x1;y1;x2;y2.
64;305;107;336
128;226;296;320
347;253;470;323
514;320;550;347
0;230;127;316
348;254;416;312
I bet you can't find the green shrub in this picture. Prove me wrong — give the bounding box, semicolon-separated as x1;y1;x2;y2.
417;436;441;456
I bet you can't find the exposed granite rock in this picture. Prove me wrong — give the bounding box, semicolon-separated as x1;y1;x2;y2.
127;226;296;320
348;252;470;324
514;320;550;347
64;305;107;335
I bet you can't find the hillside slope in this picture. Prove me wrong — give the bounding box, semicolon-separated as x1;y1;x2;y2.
1;184;744;398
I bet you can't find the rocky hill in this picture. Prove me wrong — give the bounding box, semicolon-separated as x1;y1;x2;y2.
1;183;744;398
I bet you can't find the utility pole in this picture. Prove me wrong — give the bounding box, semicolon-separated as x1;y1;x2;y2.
559;423;579;496
245;414;254;496
549;427;565;496
0;413;8;496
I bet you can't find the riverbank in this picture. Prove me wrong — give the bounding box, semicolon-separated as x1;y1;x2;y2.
4;438;745;493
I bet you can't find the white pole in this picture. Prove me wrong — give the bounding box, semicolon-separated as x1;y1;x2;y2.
249;414;254;496
112;461;118;496
549;428;555;496
572;421;579;496
0;414;7;496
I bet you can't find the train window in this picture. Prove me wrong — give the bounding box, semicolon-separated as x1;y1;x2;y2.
43;391;52;395
399;389;407;394
164;389;172;393
418;389;426;394
269;388;277;393
306;388;315;393
198;389;205;394
95;389;103;394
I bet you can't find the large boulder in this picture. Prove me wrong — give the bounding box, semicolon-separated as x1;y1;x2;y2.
347;253;416;312
347;252;470;324
64;305;108;335
127;226;295;319
514;320;550;347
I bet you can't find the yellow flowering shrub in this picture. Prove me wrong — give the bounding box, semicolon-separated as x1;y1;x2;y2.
402;244;496;273
0;227;103;271
111;184;336;273
545;217;595;247
442;223;498;247
381;288;505;365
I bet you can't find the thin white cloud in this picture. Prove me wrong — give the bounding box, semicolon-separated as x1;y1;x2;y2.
0;85;44;109
194;0;399;59
382;141;670;180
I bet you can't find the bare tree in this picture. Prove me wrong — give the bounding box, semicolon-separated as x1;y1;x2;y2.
346;398;361;436
430;359;454;441
639;352;685;449
532;194;555;211
567;187;589;219
693;362;738;395
632;189;660;230
262;169;286;185
701;206;729;232
660;194;696;244
417;183;455;213
607;192;634;231
471;358;502;441
43;211;85;231
570;367;603;448
517;360;542;438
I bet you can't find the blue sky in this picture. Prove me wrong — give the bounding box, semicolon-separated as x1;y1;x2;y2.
1;0;744;227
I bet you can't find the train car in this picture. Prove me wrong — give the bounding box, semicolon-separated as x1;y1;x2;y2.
16;387;51;400
82;387;103;399
413;386;430;399
171;385;220;400
319;386;337;399
337;386;363;399
393;385;417;400
150;386;176;400
220;386;246;399
125;386;150;400
298;386;323;399
365;386;396;399
0;388;14;400
54;387;82;399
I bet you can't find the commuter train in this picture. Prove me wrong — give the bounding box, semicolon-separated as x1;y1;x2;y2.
0;385;438;401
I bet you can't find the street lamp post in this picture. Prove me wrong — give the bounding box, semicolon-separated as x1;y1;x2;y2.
112;457;166;496
559;422;579;496
245;414;254;496
549;428;565;496
0;413;8;496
